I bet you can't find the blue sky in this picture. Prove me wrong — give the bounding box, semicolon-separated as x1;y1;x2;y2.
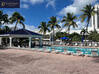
0;0;99;32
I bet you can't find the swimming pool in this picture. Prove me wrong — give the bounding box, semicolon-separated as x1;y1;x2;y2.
46;46;99;56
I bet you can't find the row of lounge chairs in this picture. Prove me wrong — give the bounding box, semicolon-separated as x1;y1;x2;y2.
73;42;99;47
34;47;99;57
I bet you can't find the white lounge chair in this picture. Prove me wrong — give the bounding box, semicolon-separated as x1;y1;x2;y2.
89;43;92;47
75;43;78;46
94;43;98;47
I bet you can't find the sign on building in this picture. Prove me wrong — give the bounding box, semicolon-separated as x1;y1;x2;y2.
0;0;20;8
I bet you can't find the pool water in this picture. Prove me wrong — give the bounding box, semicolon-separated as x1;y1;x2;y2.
46;46;99;56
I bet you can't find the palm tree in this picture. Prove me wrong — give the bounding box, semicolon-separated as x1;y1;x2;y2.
80;28;88;36
3;26;11;33
88;30;99;42
9;12;25;30
80;4;95;31
80;28;91;46
0;10;9;26
0;10;9;34
61;13;78;34
48;16;61;43
80;28;89;42
38;21;50;35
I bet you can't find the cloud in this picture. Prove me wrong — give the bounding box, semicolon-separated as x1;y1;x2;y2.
21;0;55;8
6;24;39;33
22;0;44;4
29;0;44;4
46;0;55;9
25;24;39;32
59;0;97;15
76;21;87;30
22;4;29;8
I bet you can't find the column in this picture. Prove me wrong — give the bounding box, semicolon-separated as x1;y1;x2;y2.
95;7;98;29
9;37;12;47
91;16;94;30
29;37;32;48
0;37;2;45
39;37;42;47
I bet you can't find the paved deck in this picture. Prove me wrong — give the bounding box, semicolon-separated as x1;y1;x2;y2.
0;49;99;74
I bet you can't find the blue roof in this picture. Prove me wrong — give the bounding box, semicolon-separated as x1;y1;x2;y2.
4;29;42;36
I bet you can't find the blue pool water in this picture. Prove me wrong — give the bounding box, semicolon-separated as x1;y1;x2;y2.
46;46;99;56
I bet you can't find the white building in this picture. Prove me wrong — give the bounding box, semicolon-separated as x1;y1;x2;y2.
67;4;99;34
90;4;99;32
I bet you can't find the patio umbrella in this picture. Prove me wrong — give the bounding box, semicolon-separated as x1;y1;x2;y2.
81;36;84;43
60;37;69;40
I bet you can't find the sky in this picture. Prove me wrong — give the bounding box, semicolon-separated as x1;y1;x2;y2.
0;0;99;32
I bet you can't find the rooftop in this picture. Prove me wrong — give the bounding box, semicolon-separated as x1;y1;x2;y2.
3;29;42;36
0;29;42;37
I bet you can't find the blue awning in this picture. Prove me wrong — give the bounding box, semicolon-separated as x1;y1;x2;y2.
60;37;69;40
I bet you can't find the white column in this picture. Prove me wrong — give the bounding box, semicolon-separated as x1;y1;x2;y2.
0;37;2;45
91;16;94;31
9;37;12;47
39;37;42;47
29;37;32;48
95;13;98;29
94;6;98;30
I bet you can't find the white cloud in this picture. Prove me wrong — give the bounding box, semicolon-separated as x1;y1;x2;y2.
46;0;55;9
22;4;29;8
76;21;86;30
6;24;39;33
22;0;44;4
25;24;39;33
59;0;97;15
29;0;44;4
21;0;55;8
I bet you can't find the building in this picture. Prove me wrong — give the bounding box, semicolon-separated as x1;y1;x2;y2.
0;29;43;48
64;4;99;34
90;4;99;32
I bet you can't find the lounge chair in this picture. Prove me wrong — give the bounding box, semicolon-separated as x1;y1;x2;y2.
75;43;78;46
89;43;92;47
66;48;75;55
54;47;64;54
78;48;86;56
37;48;44;52
91;49;98;56
73;48;84;56
44;47;52;53
72;50;79;56
84;48;92;57
96;49;99;56
94;43;98;47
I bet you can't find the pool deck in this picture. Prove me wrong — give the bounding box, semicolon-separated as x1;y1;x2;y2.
0;48;99;74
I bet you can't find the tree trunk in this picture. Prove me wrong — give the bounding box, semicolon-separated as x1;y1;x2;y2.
68;26;70;34
14;20;18;31
20;21;25;29
85;22;89;46
52;28;54;45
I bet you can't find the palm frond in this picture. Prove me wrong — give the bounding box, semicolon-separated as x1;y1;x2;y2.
61;12;78;33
